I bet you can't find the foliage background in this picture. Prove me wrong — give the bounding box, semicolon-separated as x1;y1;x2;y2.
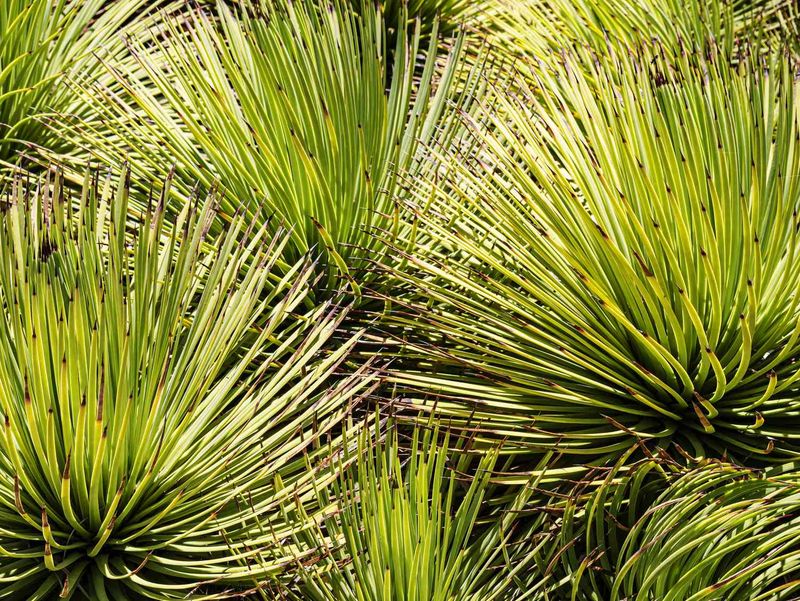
1;0;800;599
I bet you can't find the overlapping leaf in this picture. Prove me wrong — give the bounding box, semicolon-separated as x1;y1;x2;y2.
487;0;798;62
0;167;375;599
282;418;554;601
550;456;800;600
65;0;465;291
383;43;800;462
0;0;172;169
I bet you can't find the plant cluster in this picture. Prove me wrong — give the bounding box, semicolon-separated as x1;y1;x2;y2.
2;0;800;599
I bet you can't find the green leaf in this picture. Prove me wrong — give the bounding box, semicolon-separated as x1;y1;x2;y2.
66;0;465;291
383;42;800;463
0;166;376;599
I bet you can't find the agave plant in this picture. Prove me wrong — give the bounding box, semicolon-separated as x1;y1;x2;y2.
0;167;375;599
65;0;465;291
488;0;799;62
0;0;168;169
280;417;554;600
383;41;800;463
612;462;800;600
551;456;800;600
541;447;676;599
356;0;477;34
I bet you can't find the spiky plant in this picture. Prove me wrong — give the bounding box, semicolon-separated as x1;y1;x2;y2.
541;447;676;599
551;457;800;600
0;167;376;599
280;418;553;600
65;0;465;291
487;0;799;61
0;0;167;168
612;462;800;600
357;0;476;34
383;42;800;463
